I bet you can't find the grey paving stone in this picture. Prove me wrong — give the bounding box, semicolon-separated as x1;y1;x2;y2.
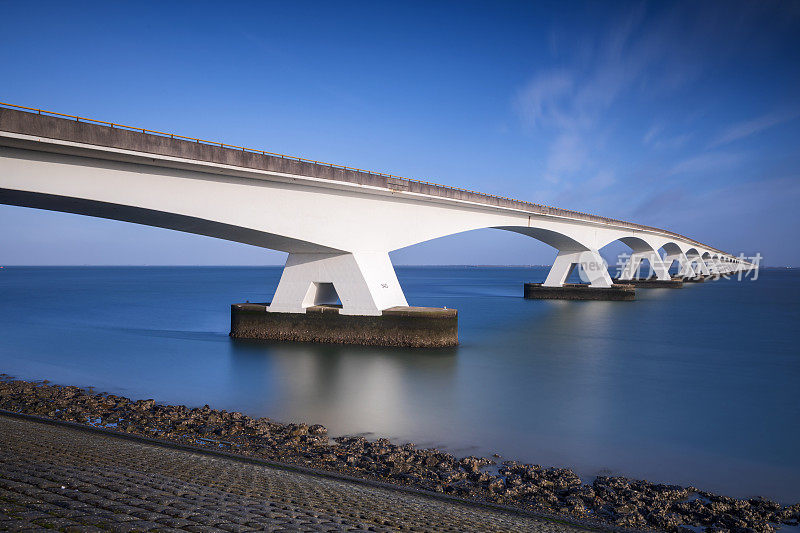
0;414;586;532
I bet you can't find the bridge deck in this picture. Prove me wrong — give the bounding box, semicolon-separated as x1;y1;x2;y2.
0;103;721;254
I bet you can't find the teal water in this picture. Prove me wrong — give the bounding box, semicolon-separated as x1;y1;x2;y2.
0;266;798;502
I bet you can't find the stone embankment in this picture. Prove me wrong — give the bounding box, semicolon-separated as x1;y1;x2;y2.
0;415;576;532
1;375;798;533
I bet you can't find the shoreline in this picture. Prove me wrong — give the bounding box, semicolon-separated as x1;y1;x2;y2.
1;374;797;532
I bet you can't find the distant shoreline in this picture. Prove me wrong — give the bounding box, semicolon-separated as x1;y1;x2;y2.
1;265;796;269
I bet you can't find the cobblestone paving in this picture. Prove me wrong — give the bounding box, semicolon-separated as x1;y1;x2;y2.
0;415;587;532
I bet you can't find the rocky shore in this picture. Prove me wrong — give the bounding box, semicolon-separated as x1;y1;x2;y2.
1;375;798;533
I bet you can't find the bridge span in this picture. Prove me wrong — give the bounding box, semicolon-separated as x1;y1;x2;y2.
0;103;749;344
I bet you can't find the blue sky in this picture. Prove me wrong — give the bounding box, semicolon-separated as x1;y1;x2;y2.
1;1;799;265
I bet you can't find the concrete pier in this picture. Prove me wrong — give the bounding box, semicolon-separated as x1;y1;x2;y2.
523;283;635;301
683;276;708;283
230;303;458;347
612;278;684;288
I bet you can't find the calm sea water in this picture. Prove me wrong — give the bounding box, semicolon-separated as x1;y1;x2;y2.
0;266;798;502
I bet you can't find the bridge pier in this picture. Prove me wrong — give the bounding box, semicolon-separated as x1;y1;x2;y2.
664;251;693;278
684;275;708;283
231;252;458;347
678;262;697;279
612;251;683;287
612;277;683;288
618;250;671;281
525;250;635;300
686;253;711;279
230;303;458;347
542;250;613;287
268;252;408;316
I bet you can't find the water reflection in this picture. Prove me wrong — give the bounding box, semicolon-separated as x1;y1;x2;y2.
0;266;798;502
227;339;457;439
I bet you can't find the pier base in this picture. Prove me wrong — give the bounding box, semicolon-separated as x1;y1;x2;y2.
683;276;707;283
230;303;458;347
523;283;635;301
612;278;684;288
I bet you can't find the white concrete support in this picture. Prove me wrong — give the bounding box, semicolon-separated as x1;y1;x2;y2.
543;250;613;288
268;252;408;316
690;257;711;276
664;251;693;278
680;259;696;278
619;250;671;281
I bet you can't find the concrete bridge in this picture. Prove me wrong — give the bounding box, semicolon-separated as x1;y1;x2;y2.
0;104;749;343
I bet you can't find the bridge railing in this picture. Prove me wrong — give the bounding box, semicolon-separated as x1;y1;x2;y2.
0;101;726;255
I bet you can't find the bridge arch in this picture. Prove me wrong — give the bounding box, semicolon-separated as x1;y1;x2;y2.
494;227;590;252
659;241;691;276
594;235;670;281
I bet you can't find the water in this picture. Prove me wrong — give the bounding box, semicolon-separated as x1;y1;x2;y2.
0;266;798;503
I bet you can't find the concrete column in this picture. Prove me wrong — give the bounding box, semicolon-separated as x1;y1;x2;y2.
664;251;692;278
543;250;612;288
269;252;408;316
691;257;711;276
619;250;670;281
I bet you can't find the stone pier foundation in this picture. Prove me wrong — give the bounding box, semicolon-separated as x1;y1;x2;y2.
523;283;635;301
231;303;458;347
612;278;684;288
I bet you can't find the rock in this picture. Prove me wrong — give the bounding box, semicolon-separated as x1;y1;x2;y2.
287;423;308;437
308;424;326;435
136;399;155;410
252;418;271;436
614;503;637;516
487;478;505;493
460;456;482;474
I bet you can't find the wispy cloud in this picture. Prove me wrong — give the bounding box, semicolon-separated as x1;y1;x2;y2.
512;4;723;204
643;124;662;145
631;189;688;219
708;108;800;149
513;2;799;218
515;71;573;129
668;151;746;177
543;133;586;183
643;123;692;150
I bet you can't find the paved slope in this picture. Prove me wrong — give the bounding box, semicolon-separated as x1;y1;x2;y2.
0;414;585;532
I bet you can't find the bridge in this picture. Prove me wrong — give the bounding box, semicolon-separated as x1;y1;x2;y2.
0;103;749;344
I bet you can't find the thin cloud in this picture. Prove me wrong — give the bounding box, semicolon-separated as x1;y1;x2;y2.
708;108;800;149
515;70;573;128
668;151;746;177
631;189;688;220
643;124;662;145
511;0;799;250
514;4;713;191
